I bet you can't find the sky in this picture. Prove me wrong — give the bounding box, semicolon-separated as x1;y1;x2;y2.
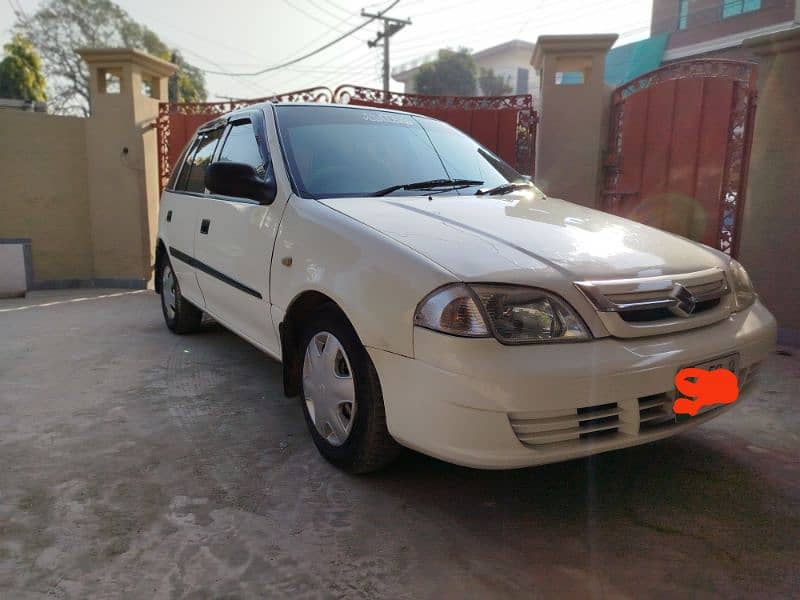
0;0;653;100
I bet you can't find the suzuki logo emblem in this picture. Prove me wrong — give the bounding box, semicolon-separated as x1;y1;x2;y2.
670;284;697;318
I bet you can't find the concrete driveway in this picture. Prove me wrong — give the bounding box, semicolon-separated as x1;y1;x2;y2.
1;289;798;598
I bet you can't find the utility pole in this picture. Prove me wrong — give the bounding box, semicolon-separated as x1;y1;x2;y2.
363;8;411;96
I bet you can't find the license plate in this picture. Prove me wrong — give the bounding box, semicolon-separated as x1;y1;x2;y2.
688;353;740;376
675;353;740;419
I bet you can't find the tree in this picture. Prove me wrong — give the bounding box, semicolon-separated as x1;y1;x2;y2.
414;48;476;96
167;51;207;104
0;34;47;102
478;67;512;96
13;0;206;116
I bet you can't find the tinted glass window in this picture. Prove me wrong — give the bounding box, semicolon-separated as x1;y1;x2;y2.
174;138;201;191
168;139;195;190
218;121;266;177
184;128;223;194
420;118;519;184
275;105;524;199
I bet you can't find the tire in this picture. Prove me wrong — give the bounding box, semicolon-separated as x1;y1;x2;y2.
159;256;203;334
299;304;402;473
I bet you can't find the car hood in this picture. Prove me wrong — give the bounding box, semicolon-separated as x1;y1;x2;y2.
317;192;729;283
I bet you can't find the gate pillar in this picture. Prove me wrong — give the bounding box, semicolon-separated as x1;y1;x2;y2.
740;27;800;341
77;48;177;287
531;34;617;208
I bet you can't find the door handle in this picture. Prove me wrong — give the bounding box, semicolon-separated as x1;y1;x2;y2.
200;219;210;234
166;210;172;222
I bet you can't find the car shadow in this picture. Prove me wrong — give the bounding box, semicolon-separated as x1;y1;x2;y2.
195;320;793;532
181;319;798;594
364;434;798;591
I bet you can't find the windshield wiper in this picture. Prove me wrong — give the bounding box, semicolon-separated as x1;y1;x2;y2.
372;178;484;197
475;181;534;196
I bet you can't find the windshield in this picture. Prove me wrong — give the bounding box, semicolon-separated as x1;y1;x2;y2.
274;105;525;198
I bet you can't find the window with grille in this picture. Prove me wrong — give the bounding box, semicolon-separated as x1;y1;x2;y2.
678;0;689;29
722;0;761;19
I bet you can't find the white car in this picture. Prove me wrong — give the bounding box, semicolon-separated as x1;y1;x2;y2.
155;103;776;473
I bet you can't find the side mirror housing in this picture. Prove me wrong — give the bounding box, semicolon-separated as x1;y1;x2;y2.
205;161;277;205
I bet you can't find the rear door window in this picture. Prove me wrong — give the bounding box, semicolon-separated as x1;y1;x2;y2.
183;128;223;193
168;139;195;191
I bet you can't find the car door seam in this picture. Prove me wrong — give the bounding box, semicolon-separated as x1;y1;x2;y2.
169;246;262;299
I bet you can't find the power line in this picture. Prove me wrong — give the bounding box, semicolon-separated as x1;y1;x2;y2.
392;0;638;52
394;0;640;45
281;0;358;34
258;35;380;91
306;0;358;25
189;0;658;98
320;0;353;13
176;46;274;97
202;0;400;77
119;6;269;65
390;0;644;60
242;34;385;94
212;13;389;93
248;23;380;88
203;1;647;99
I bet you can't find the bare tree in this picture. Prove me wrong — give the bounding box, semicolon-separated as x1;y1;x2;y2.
13;0;206;116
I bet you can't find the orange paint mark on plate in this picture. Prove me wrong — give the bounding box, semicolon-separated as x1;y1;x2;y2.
673;367;739;416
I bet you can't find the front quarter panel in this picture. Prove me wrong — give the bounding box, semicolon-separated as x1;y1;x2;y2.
270;197;455;357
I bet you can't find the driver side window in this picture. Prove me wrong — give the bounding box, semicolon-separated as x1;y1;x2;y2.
217;120;266;179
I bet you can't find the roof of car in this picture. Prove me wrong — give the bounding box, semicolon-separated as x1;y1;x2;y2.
195;101;436;134
228;101;433;120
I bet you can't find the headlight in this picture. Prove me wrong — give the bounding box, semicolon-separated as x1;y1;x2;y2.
729;259;756;311
414;283;591;344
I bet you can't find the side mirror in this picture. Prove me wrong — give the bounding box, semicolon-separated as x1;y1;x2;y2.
205;161;277;205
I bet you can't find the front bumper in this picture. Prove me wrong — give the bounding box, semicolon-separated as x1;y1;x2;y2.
368;300;776;469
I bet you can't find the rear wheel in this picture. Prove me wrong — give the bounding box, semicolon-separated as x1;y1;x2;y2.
300;304;402;473
160;258;203;334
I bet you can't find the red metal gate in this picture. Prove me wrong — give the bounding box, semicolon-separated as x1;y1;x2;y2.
602;60;757;256
157;86;538;192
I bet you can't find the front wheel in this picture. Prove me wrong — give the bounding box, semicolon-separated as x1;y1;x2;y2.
160;258;203;334
300;305;402;473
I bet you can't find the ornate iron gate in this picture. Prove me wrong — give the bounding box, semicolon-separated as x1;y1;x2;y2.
157;86;538;192
602;60;757;256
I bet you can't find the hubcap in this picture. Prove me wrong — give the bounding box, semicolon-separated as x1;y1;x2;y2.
162;264;176;320
302;332;356;446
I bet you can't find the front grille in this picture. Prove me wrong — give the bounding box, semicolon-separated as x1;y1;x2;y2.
619;298;721;323
575;268;732;337
638;393;677;430
509;368;753;450
509;396;678;449
509;403;621;446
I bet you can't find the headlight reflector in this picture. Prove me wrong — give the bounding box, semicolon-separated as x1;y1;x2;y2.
471;284;590;344
414;284;590;344
729;259;756;311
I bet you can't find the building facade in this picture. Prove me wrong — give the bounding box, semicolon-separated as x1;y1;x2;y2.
392;40;539;98
651;0;798;61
